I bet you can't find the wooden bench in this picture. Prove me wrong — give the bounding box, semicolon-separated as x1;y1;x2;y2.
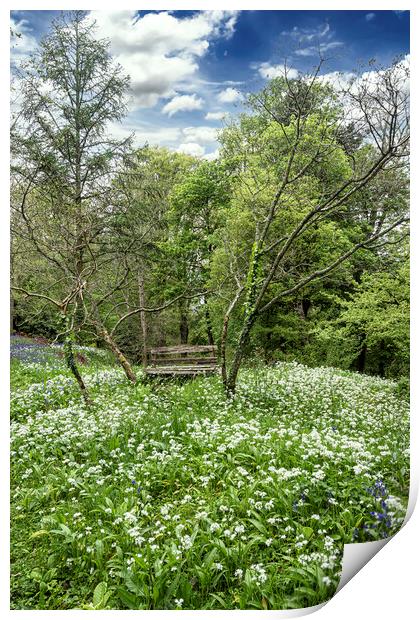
145;345;219;377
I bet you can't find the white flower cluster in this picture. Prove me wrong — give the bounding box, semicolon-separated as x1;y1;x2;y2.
10;358;409;609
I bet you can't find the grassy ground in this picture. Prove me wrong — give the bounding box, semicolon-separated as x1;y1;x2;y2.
10;349;409;610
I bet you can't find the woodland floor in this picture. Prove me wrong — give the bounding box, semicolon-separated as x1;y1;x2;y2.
10;337;409;610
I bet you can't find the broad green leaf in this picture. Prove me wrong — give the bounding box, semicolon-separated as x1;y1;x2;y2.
30;530;49;539
93;582;108;608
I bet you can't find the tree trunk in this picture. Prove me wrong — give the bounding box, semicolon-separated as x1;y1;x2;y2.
10;294;15;334
64;337;91;406
96;322;137;383
264;329;272;364
225;313;256;395
297;298;311;319
357;339;367;373
378;339;385;377
138;271;148;367
179;300;189;344
225;242;263;395
221;313;230;389
221;288;243;391
204;297;214;345
302;298;311;318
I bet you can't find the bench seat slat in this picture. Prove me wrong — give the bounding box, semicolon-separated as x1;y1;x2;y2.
150;357;217;366
148;345;216;355
145;366;219;375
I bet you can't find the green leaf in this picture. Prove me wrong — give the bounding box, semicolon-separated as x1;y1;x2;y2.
301;526;313;540
249;518;267;535
244;569;254;588
30;529;49;539
30;569;42;582
210;593;227;608
95;539;104;560
117;588;142;609
204;547;218;566
93;582;108;608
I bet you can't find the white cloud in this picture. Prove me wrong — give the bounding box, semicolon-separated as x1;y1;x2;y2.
282;23;331;43
10;16;38;63
280;21;343;59
220;13;237;39
321;41;343;52
90;10;239;108
162;94;204;117
295;40;343;57
177;142;205;157
107;121;221;161
256;62;298;80
107;120;182;148
319;55;409;95
205;111;226;121
318;70;355;90
108;121;220;152
108;119;223;149
365;13;376;22
294;48;315;57
217;87;242;103
204;148;220;161
182;126;217;143
318;56;409;132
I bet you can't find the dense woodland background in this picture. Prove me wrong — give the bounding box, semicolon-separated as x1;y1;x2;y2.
10;12;409;393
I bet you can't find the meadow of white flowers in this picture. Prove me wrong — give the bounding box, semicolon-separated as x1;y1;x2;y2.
10;358;409;610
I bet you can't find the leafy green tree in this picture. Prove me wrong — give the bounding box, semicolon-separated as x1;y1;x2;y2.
213;60;409;394
89;147;196;363
324;260;409;377
163;160;231;344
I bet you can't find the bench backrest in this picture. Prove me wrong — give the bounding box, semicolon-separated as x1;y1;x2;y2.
148;345;217;367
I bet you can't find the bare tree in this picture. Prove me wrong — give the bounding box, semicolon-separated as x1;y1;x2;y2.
11;10;131;401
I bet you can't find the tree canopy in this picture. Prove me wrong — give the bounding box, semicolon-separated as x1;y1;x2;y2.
11;12;410;396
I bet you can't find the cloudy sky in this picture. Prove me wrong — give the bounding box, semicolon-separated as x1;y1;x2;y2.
10;9;410;160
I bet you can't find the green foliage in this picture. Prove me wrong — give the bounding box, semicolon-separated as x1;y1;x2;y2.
81;582;113;610
11;359;409;609
210;72;408;386
12;27;409;385
317;261;409;378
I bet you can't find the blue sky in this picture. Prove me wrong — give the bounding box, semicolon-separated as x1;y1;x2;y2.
10;9;410;159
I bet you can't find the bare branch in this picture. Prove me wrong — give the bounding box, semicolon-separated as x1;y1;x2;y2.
12;286;63;309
